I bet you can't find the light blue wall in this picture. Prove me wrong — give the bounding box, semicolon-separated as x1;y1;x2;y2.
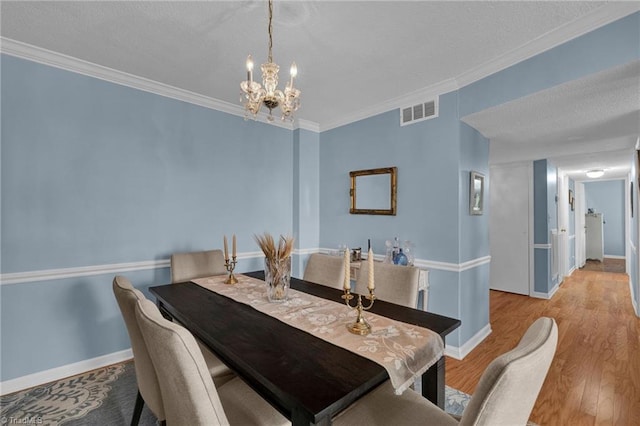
318;90;491;347
319;92;461;262
459;122;490;263
533;160;558;294
0;54;299;381
457;122;490;342
292;129;320;276
584;180;626;257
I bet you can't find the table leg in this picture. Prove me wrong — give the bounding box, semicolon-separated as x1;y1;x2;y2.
291;407;329;426
422;356;445;409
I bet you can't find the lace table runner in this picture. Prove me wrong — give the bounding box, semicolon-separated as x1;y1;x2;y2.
192;274;444;394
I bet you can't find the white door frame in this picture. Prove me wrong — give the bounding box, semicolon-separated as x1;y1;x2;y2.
557;172;570;281
575;182;586;268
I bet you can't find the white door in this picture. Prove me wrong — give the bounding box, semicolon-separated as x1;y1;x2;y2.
490;163;532;295
585;213;604;261
575;182;586;267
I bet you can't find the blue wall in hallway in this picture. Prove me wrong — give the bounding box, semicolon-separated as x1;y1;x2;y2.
533;160;558;294
584;180;626;257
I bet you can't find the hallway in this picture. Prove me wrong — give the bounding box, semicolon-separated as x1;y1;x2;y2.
446;268;639;425
582;258;627;274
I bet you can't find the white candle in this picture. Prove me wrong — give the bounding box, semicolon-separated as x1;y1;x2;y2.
223;235;229;261
232;234;236;258
289;62;297;88
368;248;375;290
246;55;254;82
344;247;350;291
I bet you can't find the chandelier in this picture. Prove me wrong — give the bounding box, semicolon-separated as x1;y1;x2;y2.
240;0;301;122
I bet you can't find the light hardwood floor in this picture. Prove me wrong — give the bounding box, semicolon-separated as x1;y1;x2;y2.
446;267;640;425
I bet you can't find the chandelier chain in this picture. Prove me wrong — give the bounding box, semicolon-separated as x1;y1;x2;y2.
267;0;273;63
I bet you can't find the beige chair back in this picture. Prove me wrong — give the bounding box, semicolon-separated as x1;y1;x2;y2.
135;298;230;425
356;262;420;308
460;317;558;426
303;253;346;290
112;276;165;421
170;249;226;283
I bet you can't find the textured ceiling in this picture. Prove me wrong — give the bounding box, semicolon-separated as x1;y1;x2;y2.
462;60;640;180
1;1;639;178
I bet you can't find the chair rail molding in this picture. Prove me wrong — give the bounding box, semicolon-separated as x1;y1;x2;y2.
1;252;491;286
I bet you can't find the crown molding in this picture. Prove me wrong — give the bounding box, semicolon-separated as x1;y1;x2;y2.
455;3;640;89
295;119;321;133
0;37;315;131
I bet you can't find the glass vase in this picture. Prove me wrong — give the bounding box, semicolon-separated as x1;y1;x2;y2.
265;256;291;302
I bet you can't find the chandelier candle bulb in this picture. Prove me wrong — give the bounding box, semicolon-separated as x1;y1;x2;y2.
289;62;297;87
232;234;236;258
224;235;229;261
344;247;350;291
246;55;254;82
368;248;375;290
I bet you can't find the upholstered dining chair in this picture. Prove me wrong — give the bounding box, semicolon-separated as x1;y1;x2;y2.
135;298;290;426
169;250;236;384
355;262;420;308
113;276;235;425
332;317;558;426
112;276;166;426
302;253;346;290
170;249;226;283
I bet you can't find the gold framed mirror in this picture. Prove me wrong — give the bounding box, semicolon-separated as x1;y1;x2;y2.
349;167;397;215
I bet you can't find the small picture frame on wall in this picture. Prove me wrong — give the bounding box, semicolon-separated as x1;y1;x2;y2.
470;171;484;215
569;189;575;211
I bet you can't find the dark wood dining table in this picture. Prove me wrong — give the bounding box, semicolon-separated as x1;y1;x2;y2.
149;270;461;426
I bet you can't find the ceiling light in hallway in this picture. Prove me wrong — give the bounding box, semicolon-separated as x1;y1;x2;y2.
586;169;605;178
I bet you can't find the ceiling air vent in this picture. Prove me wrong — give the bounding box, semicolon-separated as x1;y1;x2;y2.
400;97;438;126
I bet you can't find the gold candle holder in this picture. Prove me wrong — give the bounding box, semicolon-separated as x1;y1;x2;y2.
224;256;238;284
342;288;376;335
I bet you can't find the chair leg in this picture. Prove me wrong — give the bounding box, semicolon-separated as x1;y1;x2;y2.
131;390;144;426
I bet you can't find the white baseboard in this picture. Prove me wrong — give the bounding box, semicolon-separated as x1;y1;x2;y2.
444;323;492;360
531;281;559;300
604;255;626;260
0;349;133;395
630;278;640;318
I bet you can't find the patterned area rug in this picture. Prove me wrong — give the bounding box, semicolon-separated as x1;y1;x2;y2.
1;362;471;425
1;364;128;425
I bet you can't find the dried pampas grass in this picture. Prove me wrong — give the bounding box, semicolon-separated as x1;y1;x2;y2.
254;232;295;260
